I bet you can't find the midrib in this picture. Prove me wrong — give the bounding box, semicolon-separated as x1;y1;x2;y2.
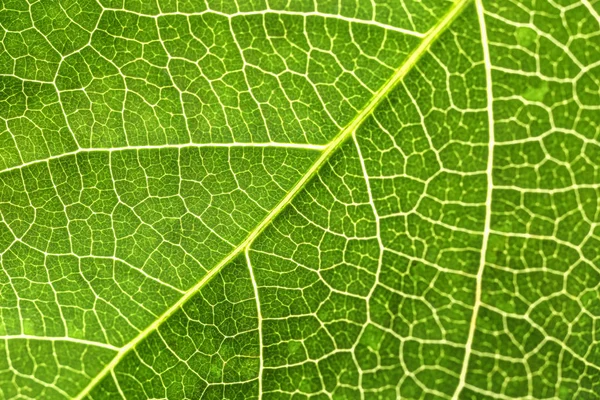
74;1;472;397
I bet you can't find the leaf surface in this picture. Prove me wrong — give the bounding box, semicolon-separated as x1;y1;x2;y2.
0;0;599;399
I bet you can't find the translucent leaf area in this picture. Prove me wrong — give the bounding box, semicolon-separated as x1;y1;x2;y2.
0;0;599;399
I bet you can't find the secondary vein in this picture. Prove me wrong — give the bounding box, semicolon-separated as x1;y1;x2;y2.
452;0;495;398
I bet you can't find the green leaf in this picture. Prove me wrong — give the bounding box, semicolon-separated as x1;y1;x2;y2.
1;0;599;399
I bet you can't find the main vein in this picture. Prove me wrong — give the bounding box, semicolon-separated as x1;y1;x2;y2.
74;1;471;397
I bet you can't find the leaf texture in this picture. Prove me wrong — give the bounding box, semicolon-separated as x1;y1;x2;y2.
0;0;599;399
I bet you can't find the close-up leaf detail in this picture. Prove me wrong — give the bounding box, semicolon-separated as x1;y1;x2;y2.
0;0;599;398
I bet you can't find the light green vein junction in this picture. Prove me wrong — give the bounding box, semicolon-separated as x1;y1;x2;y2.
74;1;473;397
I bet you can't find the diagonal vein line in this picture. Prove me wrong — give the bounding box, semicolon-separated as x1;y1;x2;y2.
74;1;472;397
